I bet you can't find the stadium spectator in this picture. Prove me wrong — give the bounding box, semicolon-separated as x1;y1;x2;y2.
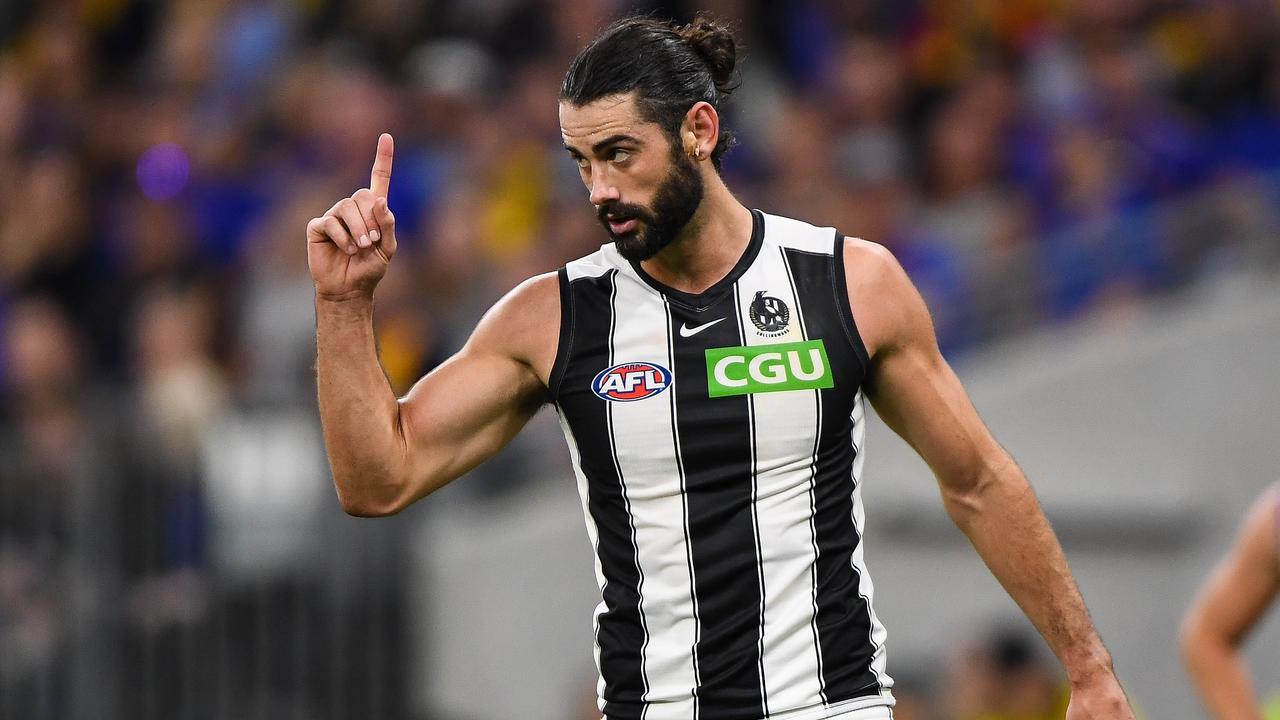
940;625;1071;720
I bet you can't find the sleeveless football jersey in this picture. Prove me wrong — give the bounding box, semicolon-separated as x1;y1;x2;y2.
550;210;894;720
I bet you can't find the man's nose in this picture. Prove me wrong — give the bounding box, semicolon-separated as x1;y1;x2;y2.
589;172;620;206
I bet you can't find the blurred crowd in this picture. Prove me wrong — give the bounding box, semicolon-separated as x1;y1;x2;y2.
1;0;1279;717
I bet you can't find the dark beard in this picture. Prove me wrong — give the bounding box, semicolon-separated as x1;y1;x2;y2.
597;148;704;262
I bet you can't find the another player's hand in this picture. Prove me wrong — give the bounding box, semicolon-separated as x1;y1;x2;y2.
307;133;398;301
1066;672;1137;720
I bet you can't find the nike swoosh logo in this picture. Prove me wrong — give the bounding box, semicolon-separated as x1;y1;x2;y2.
679;318;726;337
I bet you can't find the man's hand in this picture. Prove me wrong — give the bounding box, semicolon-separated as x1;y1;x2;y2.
1067;673;1137;719
307;133;399;301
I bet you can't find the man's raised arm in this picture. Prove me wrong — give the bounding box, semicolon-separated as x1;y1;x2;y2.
844;239;1135;720
309;134;556;517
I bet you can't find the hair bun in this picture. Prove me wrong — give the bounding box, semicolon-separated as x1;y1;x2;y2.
678;16;739;96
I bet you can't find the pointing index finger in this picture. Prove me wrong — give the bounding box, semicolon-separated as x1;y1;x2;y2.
370;133;394;198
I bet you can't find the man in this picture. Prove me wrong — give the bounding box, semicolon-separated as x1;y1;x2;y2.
309;15;1135;720
1181;486;1280;720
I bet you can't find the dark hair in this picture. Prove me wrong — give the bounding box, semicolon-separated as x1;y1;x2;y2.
560;15;740;169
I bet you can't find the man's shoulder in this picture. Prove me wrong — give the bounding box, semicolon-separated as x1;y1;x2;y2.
457;271;561;387
472;272;560;353
754;209;905;306
492;240;622;339
839;236;931;360
841;236;900;280
499;271;562;330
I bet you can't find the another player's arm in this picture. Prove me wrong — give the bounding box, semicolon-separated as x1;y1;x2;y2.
311;134;555;517
1180;487;1280;720
845;239;1134;720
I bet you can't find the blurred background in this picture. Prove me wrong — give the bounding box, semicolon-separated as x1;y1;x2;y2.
2;0;1280;718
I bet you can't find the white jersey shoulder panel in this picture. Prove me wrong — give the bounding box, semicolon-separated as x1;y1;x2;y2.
759;211;839;255
565;243;627;281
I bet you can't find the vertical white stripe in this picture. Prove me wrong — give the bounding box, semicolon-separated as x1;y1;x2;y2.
608;275;698;719
558;409;609;708
605;272;654;712
733;243;825;711
848;393;893;691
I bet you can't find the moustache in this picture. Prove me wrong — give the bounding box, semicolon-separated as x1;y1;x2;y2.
597;201;651;225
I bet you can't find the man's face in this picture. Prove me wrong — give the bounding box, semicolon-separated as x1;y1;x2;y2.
560;94;704;262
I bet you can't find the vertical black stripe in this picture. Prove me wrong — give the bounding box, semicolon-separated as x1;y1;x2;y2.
732;283;770;718
557;270;648;719
548;267;574;399
831;233;871;372
848;395;882;688
669;293;766;719
663;297;702;719
779;248;831;705
732;283;768;712
784;247;881;701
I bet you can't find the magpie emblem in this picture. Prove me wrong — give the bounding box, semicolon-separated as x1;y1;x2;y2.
749;291;790;336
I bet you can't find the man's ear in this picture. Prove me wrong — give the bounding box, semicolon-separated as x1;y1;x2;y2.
682;101;720;160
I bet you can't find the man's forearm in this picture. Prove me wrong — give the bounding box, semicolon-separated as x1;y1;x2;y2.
942;456;1114;684
315;296;407;516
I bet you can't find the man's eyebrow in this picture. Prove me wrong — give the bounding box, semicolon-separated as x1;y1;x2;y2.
563;133;644;157
591;134;642;154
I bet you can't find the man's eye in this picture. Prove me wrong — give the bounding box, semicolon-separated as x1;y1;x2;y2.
574;155;589;168
610;149;631;163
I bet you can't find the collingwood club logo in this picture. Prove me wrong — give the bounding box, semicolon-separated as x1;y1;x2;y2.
749;291;790;337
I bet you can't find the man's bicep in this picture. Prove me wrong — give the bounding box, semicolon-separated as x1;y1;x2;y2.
850;240;1001;486
866;341;1003;488
397;346;544;488
394;273;558;501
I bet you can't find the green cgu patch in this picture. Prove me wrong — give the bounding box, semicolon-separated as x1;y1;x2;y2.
704;340;833;397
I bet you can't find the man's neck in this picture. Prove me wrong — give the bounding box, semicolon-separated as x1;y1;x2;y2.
639;179;753;295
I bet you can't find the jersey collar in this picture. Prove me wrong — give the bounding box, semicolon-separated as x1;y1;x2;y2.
627;209;764;312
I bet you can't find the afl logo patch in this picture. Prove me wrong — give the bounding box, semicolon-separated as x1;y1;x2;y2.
591;362;673;402
749;291;790;337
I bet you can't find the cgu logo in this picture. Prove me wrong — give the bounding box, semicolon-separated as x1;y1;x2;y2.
704;340;834;397
591;362;673;402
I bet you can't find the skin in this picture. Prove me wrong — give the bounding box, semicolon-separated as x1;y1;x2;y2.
1181;486;1280;720
309;93;1135;718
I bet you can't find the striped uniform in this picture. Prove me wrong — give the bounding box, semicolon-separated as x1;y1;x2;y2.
551;210;894;720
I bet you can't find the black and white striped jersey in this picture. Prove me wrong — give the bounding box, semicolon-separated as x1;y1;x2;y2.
550;209;893;720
